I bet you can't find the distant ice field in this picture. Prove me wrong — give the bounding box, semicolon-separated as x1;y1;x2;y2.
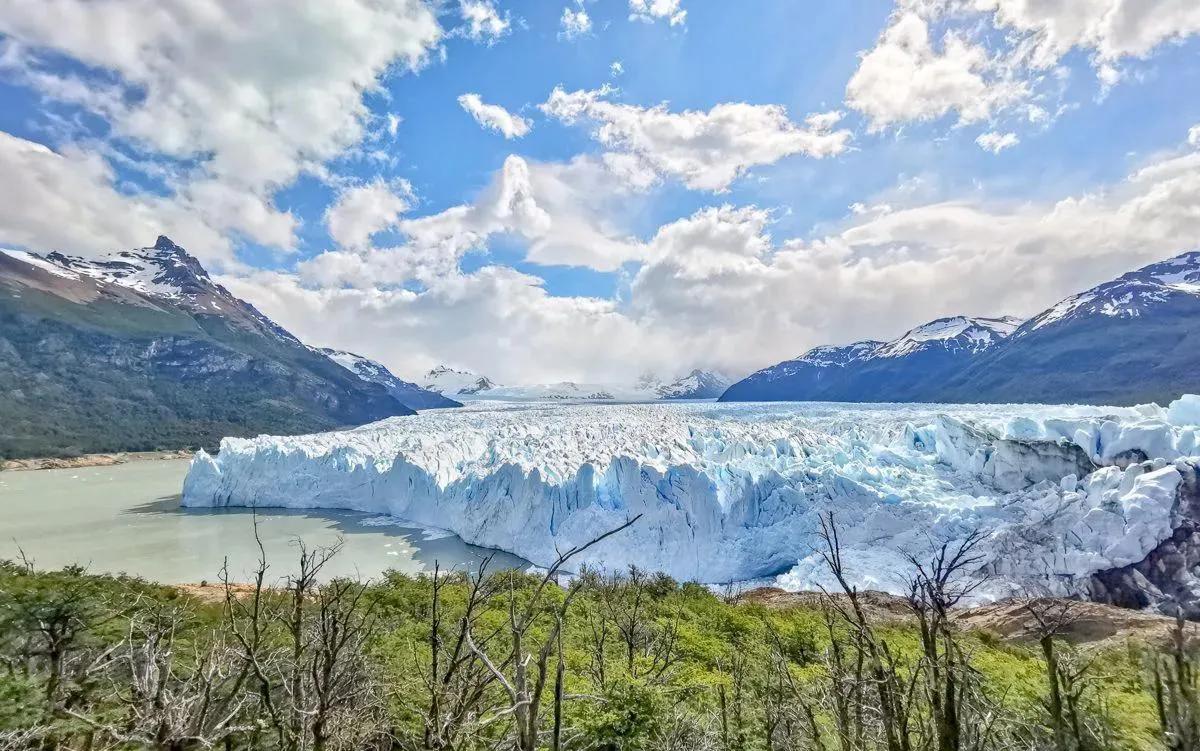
183;398;1200;598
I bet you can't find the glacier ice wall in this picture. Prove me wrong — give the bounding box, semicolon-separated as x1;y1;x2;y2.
182;400;1200;594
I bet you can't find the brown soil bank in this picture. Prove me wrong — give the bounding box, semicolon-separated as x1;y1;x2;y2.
741;588;1191;647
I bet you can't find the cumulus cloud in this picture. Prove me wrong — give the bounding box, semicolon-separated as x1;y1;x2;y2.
560;5;592;40
221;265;661;385
457;93;532;139
848;0;1200;131
0;0;443;254
299;154;647;290
0;132;235;264
458;0;510;44
325;179;413;251
846;10;1024;130
628;0;686;27
226;126;1200;384
976;0;1200;67
975;131;1019;153
541;87;851;191
610;61;625;76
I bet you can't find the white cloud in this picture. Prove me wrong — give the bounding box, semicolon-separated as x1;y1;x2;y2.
300;155;646;289
846;10;1024;130
541;87;851;191
325;179;413;251
0;131;234;265
560;5;592;40
975;131;1019;153
222;265;661;385
459;0;510;44
228;126;1200;384
628;0;687;27
847;1;1200;131
1188;124;1200;148
0;0;443;253
610;61;625;76
386;114;403;138
457;93;532;139
976;0;1200;67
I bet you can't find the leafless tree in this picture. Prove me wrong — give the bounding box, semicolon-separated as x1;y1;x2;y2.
65;602;255;751
1151;605;1200;751
903;531;989;751
407;558;507;750
815;512;918;751
465;514;642;751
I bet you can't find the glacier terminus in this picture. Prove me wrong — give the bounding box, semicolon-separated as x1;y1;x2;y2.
183;398;1200;606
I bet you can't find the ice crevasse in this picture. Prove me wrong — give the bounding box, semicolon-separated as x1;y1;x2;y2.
182;397;1200;596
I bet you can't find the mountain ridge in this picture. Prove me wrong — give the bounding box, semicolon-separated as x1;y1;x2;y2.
316;348;461;410
721;252;1200;406
0;237;415;458
721;315;1023;403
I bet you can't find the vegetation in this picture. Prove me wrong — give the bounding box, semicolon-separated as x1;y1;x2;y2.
1;518;1196;751
0;284;408;460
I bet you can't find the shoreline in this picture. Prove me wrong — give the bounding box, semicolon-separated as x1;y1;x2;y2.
0;449;195;472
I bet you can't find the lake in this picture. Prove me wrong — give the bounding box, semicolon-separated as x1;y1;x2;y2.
0;458;527;584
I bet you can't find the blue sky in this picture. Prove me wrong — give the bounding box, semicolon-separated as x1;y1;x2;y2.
1;0;1199;383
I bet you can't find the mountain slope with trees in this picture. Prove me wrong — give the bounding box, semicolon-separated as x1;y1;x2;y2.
0;237;414;458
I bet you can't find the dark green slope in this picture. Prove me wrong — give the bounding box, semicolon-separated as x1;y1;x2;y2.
943;273;1200;406
0;240;413;459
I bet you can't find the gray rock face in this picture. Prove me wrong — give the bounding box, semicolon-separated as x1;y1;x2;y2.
1089;461;1200;619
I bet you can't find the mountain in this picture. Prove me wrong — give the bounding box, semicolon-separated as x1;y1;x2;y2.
657;369;731;399
721;316;1021;402
423;366;731;402
423;365;499;396
314;348;461;410
0;236;414;459
482;381;632;401
941;252;1200;405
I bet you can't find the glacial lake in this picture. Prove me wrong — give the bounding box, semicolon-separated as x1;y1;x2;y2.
0;458;528;584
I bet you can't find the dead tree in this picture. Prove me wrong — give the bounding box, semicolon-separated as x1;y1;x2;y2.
590;565;683;685
70;602;254;751
466;515;642;751
1020;598;1107;751
1151;607;1200;751
222;531;384;751
903;532;987;751
815;512;917;751
411;558;508;750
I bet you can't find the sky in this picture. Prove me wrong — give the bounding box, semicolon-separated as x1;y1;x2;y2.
1;0;1199;385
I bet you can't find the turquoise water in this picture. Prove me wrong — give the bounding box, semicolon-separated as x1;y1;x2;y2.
0;459;526;584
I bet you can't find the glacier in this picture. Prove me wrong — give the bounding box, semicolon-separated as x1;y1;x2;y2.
182;399;1200;598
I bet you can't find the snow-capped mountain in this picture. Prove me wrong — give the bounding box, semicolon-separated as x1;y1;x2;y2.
0;237;414;458
873;315;1022;358
724;251;1200;406
315;348;460;410
422;367;730;402
656;369;731;399
1021;251;1200;334
423;365;498;395
943;251;1200;405
721;316;1022;403
7;236;299;344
